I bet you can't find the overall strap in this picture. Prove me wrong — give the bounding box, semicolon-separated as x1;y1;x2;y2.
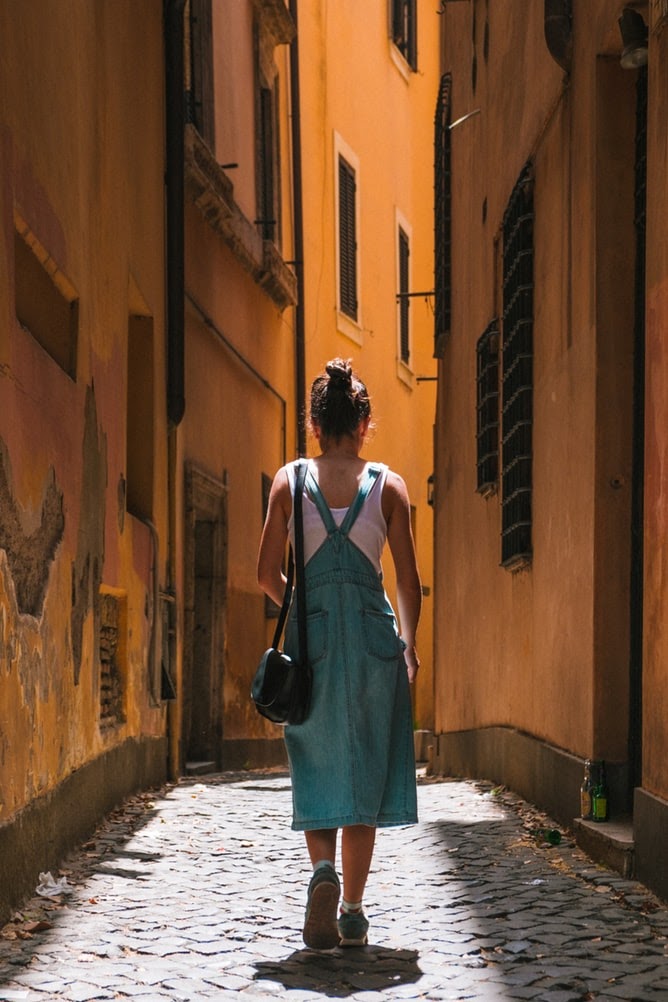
305;462;382;538
339;463;382;537
271;461;308;665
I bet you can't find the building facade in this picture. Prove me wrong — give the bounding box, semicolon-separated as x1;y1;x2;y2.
180;0;299;771
431;0;668;900
0;2;171;920
295;0;440;733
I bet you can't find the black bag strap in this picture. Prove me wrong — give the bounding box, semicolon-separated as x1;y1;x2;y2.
271;462;307;664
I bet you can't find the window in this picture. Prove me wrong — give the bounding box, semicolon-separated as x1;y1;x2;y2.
501;163;534;569
187;0;215;148
391;0;417;70
434;73;452;357
476;320;500;495
338;154;358;321
257;83;280;242
398;226;410;365
14;213;79;379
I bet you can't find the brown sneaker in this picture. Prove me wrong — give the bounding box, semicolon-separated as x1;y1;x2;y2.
303;864;340;949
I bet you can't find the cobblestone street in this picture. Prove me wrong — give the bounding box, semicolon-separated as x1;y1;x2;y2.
1;772;668;1001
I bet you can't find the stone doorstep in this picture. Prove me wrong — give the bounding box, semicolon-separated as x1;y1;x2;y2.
573;816;635;879
185;760;218;776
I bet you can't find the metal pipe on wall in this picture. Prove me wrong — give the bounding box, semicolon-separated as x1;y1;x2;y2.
165;0;186;427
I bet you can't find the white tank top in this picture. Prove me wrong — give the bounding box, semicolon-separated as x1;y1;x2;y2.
286;460;389;573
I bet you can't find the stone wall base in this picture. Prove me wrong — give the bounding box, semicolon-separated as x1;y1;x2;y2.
0;736;167;926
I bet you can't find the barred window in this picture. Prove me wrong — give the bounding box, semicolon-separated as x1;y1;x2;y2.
434;73;452;357
501;163;534;569
398;227;410;364
476;320;499;495
391;0;417;70
338;155;358;321
187;0;215;148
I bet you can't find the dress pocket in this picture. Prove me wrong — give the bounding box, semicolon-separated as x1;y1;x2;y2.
361;609;403;662
285;608;327;665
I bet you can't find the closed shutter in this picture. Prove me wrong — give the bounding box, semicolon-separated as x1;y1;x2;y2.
399;228;410;363
339;156;357;320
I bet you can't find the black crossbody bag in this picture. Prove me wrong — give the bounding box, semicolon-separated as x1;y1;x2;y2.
251;462;311;725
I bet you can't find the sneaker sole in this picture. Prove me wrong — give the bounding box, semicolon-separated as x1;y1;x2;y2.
339;935;368;947
303;881;340;950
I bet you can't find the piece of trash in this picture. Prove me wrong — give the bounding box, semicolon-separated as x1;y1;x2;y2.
21;920;53;933
526;878;547;885
35;871;71;898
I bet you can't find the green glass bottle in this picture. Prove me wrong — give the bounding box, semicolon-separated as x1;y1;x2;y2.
592;761;609;822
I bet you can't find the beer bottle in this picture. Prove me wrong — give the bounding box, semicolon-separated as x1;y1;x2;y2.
592;761;609;822
580;759;594;820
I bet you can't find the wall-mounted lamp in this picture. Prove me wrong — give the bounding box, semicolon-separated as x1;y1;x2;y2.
618;7;648;69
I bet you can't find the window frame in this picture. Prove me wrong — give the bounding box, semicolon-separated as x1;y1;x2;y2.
434;73;452;357
334;133;362;343
390;0;418;71
396;209;413;378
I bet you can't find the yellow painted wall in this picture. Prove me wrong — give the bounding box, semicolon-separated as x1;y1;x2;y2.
180;0;298;764
0;2;169;821
297;0;440;730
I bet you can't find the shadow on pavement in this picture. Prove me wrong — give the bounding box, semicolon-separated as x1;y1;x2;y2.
254;943;423;997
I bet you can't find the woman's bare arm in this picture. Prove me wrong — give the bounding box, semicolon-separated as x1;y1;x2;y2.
257;467;292;608
383;471;422;682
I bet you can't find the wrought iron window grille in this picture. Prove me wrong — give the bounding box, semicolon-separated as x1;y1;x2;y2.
476;319;500;497
434;73;452;357
501;162;534;570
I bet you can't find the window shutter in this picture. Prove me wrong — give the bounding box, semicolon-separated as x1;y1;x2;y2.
399;228;410;363
338;156;357;320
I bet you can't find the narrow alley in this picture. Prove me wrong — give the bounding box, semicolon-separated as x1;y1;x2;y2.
1;773;667;1001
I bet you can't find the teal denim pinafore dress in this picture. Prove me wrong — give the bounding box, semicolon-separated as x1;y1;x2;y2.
283;462;418;832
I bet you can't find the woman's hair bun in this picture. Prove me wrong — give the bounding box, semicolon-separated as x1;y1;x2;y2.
325;358;353;388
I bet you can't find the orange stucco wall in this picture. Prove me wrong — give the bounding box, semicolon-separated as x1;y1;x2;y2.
0;2;169;820
434;2;645;769
296;0;440;730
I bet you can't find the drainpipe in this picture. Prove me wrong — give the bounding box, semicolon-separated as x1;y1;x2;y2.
544;0;573;73
163;0;186;780
289;0;306;457
165;0;186;427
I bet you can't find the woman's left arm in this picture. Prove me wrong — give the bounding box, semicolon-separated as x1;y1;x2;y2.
257;466;292;608
384;471;422;682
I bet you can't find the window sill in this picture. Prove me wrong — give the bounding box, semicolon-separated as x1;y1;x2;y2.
336;310;363;346
396;358;415;389
184;125;297;311
389;41;413;82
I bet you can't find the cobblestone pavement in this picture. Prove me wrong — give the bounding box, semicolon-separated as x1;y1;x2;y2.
2;772;668;1001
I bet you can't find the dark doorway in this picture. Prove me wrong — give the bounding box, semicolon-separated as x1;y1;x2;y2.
183;465;227;772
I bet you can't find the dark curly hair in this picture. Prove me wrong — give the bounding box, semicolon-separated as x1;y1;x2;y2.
309;358;371;442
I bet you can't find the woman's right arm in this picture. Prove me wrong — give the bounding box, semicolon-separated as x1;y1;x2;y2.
257;466;292;608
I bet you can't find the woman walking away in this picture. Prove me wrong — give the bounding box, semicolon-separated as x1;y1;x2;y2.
257;358;422;950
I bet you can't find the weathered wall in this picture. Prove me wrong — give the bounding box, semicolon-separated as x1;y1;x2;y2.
432;2;644;800
180;0;298;769
0;1;170;919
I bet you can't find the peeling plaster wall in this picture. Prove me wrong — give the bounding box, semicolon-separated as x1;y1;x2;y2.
0;0;170;884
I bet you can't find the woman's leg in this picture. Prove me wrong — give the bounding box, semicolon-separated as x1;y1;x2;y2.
302;828;340;949
341;824;376;904
305;828;338;866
